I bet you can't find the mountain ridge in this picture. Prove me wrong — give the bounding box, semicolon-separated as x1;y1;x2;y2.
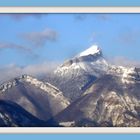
45;45;139;102
0;44;140;127
0;74;70;122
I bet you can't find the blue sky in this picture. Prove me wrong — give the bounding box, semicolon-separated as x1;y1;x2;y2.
0;13;140;68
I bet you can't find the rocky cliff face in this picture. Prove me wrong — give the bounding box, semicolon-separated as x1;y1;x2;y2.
45;45;139;103
52;74;140;127
45;45;140;127
45;45;109;101
0;75;69;121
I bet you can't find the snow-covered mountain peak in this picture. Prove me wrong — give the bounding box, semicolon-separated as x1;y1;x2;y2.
54;45;108;79
78;45;102;57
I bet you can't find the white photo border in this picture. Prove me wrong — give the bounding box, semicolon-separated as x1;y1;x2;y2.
0;7;140;134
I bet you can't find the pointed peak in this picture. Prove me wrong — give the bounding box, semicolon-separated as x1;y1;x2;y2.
78;45;102;57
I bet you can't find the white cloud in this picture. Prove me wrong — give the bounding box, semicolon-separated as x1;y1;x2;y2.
23;62;59;75
109;56;140;67
0;42;38;58
0;62;60;84
21;28;58;47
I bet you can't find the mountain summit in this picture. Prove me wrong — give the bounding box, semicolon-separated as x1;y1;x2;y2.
78;45;102;57
56;44;108;77
46;45;109;101
45;45;139;102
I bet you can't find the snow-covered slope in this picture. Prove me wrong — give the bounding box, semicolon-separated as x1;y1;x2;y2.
45;45;109;101
55;45;109;77
53;74;140;127
78;45;101;57
108;65;137;84
46;45;136;102
0;75;70;121
0;75;69;107
46;44;139;102
44;45;140;127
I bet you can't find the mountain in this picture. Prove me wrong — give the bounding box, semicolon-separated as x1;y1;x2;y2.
44;45;109;101
0;75;70;121
0;100;59;127
52;73;140;127
44;45;140;127
1;44;140;127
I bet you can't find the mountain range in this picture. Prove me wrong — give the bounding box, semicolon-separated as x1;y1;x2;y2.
0;45;140;127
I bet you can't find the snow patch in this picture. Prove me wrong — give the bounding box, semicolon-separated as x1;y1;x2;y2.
79;45;101;57
59;121;75;127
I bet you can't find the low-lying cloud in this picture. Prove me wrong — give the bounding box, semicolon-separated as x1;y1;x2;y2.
0;62;60;84
109;56;140;68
